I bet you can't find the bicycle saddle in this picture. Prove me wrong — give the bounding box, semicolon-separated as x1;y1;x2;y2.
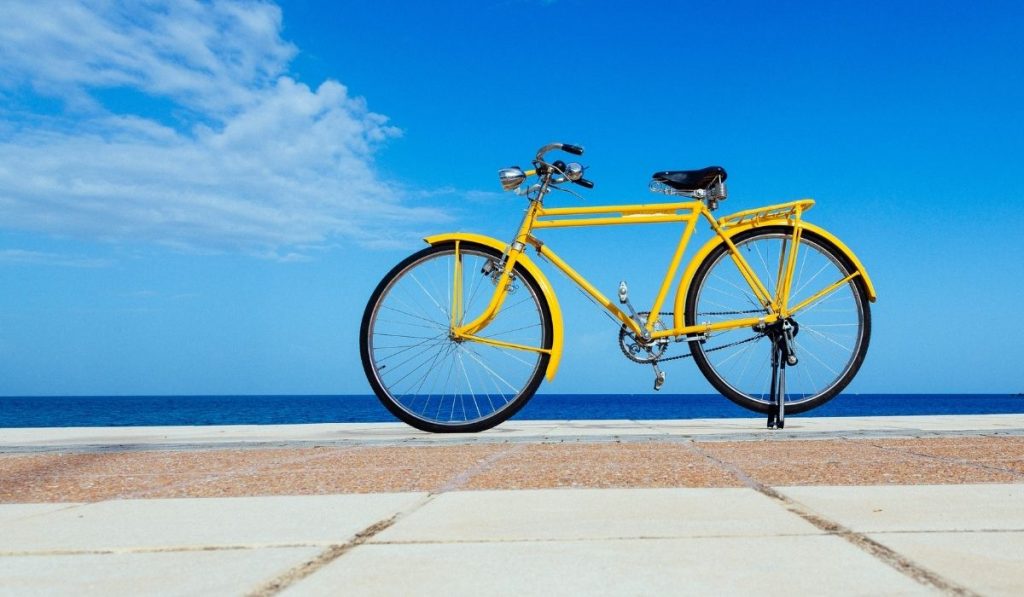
651;166;727;191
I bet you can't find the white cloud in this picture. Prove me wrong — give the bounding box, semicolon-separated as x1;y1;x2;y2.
0;249;112;268
0;0;445;254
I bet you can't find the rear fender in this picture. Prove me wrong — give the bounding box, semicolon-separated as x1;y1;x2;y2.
671;221;877;330
424;233;564;382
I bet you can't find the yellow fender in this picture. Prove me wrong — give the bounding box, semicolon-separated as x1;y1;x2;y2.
671;220;877;331
424;233;564;381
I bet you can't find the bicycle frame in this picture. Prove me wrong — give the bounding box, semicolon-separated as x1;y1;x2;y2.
430;195;876;379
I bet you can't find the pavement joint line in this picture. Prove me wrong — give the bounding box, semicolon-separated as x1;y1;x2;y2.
681;441;982;597
366;532;827;545
362;527;1024;544
244;514;400;597
246;492;438;597
246;443;526;595
2;502;86;523
5;426;1024;454
0;543;330;558
858;440;1024;480
433;442;527;493
865;528;1024;535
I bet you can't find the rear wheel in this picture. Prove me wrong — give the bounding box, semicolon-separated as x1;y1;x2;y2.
360;242;552;432
685;226;871;414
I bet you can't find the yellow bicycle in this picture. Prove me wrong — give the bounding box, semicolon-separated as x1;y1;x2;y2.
360;143;876;432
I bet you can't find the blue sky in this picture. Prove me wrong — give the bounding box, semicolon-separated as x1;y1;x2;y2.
1;0;1022;396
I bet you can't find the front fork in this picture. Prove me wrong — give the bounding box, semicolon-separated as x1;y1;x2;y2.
450;242;524;339
452;196;543;342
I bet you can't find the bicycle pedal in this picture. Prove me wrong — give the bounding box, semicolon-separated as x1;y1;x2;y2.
653;370;666;391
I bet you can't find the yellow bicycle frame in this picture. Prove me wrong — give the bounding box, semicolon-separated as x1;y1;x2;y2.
426;197;876;382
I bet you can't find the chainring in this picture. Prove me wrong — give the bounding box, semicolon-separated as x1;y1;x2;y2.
618;312;671;364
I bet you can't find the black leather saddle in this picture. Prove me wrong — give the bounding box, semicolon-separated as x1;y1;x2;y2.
651;166;727;191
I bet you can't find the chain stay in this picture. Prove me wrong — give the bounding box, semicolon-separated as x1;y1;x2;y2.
619;309;766;365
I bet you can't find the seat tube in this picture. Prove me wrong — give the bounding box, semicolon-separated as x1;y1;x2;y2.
648;213;698;333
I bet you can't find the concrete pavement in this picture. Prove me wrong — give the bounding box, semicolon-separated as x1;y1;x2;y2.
1;415;1023;595
1;485;1022;595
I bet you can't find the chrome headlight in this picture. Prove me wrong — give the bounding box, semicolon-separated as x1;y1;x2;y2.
498;167;526;191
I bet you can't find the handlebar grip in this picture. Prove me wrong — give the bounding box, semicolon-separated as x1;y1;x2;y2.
561;144;584;156
574;177;594;189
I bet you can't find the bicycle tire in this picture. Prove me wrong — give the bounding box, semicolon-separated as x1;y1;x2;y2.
685;226;871;414
360;241;552;432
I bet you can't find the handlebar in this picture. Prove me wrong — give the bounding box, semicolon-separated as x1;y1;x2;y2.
534;142;593;189
535;142;585;161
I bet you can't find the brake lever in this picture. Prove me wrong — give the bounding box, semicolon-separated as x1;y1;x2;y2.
549;184;586;202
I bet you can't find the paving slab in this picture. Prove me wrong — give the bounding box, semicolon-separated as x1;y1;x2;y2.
779;484;1024;532
0;493;425;552
374;488;819;543
864;531;1024;596
287;536;928;596
0;547;321;597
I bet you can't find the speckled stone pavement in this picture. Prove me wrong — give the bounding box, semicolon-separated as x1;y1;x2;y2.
2;416;1022;503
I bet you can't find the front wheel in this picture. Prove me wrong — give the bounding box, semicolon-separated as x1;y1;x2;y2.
360;242;553;432
685;226;871;414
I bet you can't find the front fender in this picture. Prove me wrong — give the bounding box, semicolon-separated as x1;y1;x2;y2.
671;221;877;330
424;233;564;382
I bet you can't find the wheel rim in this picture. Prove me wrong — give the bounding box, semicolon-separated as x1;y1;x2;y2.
692;232;866;407
366;247;547;426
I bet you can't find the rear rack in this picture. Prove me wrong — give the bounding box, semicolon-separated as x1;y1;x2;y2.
717;199;815;229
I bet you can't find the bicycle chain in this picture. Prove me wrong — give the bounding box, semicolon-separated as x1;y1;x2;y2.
655;334;763;363
696;308;766;317
619;310;766;365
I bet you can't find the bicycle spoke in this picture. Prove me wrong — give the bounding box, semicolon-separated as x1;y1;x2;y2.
801;326;853;353
481;322;542;338
382;304;449;329
709;273;762;310
365;245;548;429
791;262;831;299
459;344;523;394
374;334;447;361
793;338;840;377
691;230;866;410
374;318;448;332
410;271;449;320
751;240;775;297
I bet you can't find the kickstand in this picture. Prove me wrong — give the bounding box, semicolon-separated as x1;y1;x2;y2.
767;343;786;429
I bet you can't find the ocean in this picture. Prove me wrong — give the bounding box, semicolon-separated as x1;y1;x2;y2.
1;394;1023;427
